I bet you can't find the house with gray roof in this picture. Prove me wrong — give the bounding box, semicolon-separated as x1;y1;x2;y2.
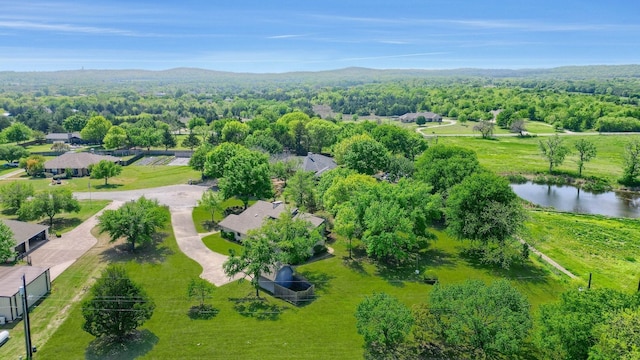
302;153;337;176
399;112;442;123
45;132;84;144
218;200;324;242
44;152;120;177
1;219;49;260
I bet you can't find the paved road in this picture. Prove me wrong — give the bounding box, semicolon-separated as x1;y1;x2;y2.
74;184;208;208
30;184;240;286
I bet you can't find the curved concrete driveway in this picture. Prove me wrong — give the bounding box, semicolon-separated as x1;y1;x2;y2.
171;207;240;286
33;184;238;286
30;200;123;280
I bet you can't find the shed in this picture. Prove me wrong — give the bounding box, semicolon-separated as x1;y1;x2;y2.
0;266;51;322
1;219;49;260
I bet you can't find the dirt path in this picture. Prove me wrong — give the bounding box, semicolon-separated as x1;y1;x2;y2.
518;237;577;279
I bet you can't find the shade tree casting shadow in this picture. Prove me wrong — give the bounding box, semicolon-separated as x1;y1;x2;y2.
85;329;158;360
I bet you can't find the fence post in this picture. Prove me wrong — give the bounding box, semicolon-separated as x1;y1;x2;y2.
588;273;592;289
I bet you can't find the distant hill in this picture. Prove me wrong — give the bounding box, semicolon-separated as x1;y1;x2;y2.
1;65;640;91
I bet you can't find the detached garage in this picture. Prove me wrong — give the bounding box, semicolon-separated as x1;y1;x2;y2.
0;266;51;323
1;219;49;260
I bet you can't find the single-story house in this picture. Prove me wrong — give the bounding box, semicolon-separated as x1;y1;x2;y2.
44;152;121;177
45;132;84;144
302;152;337;176
399;112;442;123
258;265;314;305
218;200;325;242
2;219;49;261
0;265;51;322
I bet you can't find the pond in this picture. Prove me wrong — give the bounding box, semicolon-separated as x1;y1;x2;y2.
510;182;640;218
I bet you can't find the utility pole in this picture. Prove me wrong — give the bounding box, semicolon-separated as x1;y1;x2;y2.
20;274;33;360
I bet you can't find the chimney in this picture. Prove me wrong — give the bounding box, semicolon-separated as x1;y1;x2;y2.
272;200;283;209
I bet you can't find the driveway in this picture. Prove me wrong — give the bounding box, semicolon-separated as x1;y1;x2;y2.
171;208;240;286
29;200;123;280
33;184;238;286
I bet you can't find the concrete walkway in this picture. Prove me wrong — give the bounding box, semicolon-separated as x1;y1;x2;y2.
519;237;577;279
170;208;240;286
29;200;123;280
0;168;25;180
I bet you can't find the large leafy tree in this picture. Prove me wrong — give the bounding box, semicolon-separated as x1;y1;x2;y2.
0;181;34;214
89;160;122;185
223;235;279;298
414;144;480;194
98;196;169;251
189;143;214;179
333;133;389;175
82;265;155;341
198;190;223;223
18;188;80;227
445;171;525;268
355;292;414;357
270;158;299;187
218;150;273;209
334;204;358;259
536;288;640;360
574;138;597;177
305;119;339;153
0;144;28;163
472;120;495;139
244;130;283;154
203;142;247;179
419;279;532;359
282;170;316;212
621;139;640;185
62;114;88;132
181;131;201;150
20;154;46;177
590;308;640;360
102;125;128;149
221;120;250;143
80;115;112;144
2;122;32;144
539;134;570;173
0;221;15;262
362;200;416;262
371;124;427;160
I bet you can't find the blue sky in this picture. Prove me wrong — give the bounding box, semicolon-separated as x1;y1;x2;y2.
1;0;639;72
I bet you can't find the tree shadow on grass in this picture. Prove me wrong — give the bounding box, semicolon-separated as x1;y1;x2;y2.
85;329;158;360
342;257;368;276
188;304;219;320
419;248;456;269
99;232;173;264
93;183;124;190
459;247;552;284
230;297;286;321
295;270;335;294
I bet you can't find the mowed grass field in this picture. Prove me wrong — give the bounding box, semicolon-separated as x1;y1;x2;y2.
26;218;567;359
524;210;640;292
440;134;640;182
0;164;200;192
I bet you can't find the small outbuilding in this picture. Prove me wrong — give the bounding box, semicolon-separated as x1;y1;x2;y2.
44;152;120;177
258;265;314;305
1;219;49;260
0;265;51;322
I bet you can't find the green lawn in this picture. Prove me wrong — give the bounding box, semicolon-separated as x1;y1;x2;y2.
417;119;559;136
192;198;255;233
524;210;640;292
202;232;243;256
441;134;640;183
0;199;109;234
0;165;200;192
30;221;567;359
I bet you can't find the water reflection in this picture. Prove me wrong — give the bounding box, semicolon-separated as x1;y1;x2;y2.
511;182;640;218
